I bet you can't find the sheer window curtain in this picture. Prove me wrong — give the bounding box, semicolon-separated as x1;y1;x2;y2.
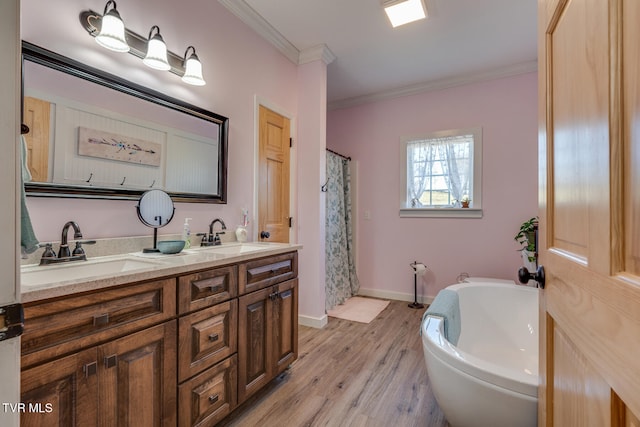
439;139;471;204
407;137;471;207
325;151;359;311
407;141;434;207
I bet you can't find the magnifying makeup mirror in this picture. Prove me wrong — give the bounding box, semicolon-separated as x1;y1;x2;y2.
136;189;175;253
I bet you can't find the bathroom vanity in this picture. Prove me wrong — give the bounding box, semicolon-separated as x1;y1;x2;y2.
19;243;300;426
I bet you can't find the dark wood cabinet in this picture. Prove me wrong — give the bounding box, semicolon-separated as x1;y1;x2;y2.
238;278;298;403
178;299;238;382
21;249;298;426
21;348;98;427
178;355;238;427
272;279;298;375
21;321;176;427
99;322;177;427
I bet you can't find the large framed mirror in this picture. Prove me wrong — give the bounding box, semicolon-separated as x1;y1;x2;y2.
21;41;228;203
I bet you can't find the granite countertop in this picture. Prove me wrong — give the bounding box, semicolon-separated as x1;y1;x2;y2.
21;242;302;303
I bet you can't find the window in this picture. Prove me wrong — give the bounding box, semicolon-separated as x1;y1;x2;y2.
400;127;482;218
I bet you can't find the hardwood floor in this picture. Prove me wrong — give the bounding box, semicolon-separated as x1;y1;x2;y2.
219;299;449;427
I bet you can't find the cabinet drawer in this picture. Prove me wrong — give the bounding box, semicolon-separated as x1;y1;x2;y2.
178;265;238;314
178;300;237;382
178;355;237;427
239;251;298;295
22;278;176;368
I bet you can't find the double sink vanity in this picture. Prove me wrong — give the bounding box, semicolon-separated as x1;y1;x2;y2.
18;39;296;426
20;241;301;426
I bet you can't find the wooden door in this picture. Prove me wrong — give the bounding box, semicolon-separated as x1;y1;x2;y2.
539;0;640;425
237;286;273;403
99;322;177;427
21;348;98;426
272;279;298;375
258;105;290;243
22;97;50;182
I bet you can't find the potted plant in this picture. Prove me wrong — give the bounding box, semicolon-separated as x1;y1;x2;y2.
460;195;471;208
515;217;538;270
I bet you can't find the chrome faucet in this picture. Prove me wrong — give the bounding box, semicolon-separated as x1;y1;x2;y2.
39;221;95;265
199;218;227;246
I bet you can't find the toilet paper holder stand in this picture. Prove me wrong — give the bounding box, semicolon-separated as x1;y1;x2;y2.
409;261;427;309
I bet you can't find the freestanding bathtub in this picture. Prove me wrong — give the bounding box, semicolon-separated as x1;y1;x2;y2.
421;278;538;427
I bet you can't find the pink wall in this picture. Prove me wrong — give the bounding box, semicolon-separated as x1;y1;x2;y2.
21;0;299;242
295;60;328;321
327;73;538;300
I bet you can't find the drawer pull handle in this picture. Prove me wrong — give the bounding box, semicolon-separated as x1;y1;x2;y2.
209;285;222;293
209;394;219;404
83;361;97;377
104;354;118;369
208;333;219;342
93;313;109;326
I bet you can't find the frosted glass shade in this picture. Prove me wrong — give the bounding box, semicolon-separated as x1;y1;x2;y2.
95;10;129;52
182;55;206;86
143;35;171;71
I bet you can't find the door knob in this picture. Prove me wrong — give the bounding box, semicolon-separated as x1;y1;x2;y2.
518;265;545;289
260;231;270;239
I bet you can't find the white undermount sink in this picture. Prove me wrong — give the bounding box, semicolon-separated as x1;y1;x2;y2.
21;257;162;288
185;243;271;255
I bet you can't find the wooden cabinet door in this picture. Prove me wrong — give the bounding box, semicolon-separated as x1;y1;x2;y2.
273;279;298;375
237;286;273;403
98;321;177;427
539;0;640;424
21;348;98;427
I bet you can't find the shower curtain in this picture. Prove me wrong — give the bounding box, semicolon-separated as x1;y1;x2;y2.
325;151;359;311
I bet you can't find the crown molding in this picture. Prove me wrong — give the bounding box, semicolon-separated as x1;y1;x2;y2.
328;60;538;111
299;44;336;65
218;0;300;64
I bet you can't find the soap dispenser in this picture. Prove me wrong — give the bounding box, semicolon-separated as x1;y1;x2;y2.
182;218;192;248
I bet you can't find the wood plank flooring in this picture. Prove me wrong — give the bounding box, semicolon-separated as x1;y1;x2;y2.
219;299;449;427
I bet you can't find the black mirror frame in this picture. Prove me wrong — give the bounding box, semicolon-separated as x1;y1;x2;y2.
21;41;228;204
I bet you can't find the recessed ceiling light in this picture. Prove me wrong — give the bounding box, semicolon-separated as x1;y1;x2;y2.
383;0;427;28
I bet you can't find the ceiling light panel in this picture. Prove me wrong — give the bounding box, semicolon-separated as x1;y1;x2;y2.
383;0;427;28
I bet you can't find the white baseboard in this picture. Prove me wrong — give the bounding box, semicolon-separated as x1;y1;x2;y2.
356;288;434;306
298;314;328;329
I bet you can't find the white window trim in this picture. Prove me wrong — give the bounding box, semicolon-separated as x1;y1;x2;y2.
399;127;483;218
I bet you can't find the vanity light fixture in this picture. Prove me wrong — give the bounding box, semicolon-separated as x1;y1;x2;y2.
181;46;206;86
80;2;205;86
94;0;129;52
382;0;427;28
143;26;171;71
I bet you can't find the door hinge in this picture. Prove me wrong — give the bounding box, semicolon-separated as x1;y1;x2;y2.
288;217;293;228
289;137;293;148
0;303;24;341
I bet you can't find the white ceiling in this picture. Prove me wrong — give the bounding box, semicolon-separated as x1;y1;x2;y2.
219;0;538;109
